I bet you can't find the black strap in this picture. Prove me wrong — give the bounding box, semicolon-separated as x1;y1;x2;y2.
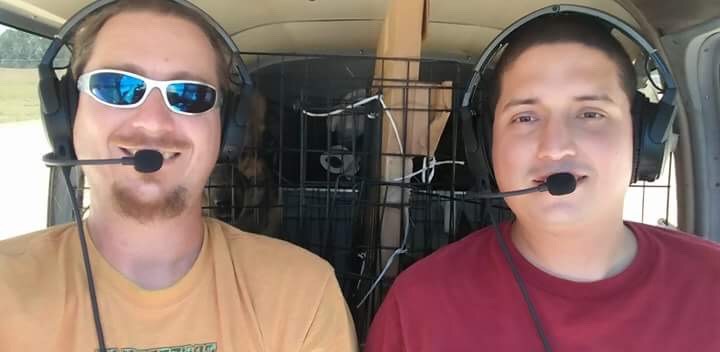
62;167;107;351
487;211;553;352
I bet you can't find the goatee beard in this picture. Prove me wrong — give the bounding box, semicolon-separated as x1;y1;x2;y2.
112;181;188;223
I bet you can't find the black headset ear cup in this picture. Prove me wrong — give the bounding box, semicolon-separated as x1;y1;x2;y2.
461;107;485;190
632;92;670;183
39;67;77;160
460;95;495;193
219;85;252;161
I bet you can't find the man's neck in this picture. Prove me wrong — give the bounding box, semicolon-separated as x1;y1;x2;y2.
510;217;637;282
86;206;205;290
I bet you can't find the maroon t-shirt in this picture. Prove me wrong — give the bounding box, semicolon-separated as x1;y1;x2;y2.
366;222;720;352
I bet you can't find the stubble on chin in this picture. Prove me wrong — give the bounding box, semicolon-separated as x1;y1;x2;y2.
111;181;188;224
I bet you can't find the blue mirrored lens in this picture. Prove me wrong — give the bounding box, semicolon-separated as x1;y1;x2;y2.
89;72;145;105
167;83;216;114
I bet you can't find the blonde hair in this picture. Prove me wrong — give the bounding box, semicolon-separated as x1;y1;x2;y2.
70;0;232;91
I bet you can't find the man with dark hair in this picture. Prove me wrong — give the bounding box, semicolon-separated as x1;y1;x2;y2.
0;1;357;350
366;14;720;352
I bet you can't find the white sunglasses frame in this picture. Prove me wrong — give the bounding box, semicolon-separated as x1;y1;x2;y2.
76;69;221;116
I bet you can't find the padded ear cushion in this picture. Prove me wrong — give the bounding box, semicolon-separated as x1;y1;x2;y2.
61;72;79;129
475;73;500;193
477;102;498;192
632;93;667;182
630;93;644;183
59;72;79;159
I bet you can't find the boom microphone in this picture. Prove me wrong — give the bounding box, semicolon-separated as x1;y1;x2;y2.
414;172;577;203
43;149;164;173
470;172;576;199
543;172;576;196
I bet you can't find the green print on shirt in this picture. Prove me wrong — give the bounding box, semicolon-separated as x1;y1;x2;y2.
103;342;217;352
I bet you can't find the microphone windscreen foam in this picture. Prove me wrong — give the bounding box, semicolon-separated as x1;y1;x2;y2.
546;172;576;196
133;150;163;173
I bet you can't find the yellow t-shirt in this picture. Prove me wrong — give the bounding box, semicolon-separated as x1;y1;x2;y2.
0;217;358;351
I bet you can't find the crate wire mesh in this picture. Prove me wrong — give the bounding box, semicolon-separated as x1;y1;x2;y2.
58;52;676;342
200;52;488;339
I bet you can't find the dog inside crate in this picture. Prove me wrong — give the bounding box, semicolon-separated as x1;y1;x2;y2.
203;89;279;237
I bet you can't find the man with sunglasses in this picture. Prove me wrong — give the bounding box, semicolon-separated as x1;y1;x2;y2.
0;1;357;351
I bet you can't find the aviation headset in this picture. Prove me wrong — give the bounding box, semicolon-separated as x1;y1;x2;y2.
460;4;678;193
38;0;254;164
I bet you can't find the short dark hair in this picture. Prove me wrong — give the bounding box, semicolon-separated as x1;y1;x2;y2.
70;0;232;91
488;14;637;114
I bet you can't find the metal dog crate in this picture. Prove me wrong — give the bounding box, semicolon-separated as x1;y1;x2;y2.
200;52;484;340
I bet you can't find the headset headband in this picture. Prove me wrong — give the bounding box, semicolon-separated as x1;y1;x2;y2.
461;4;676;111
39;0;253;86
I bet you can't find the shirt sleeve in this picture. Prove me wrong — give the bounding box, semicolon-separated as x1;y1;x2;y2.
364;288;406;352
300;271;359;352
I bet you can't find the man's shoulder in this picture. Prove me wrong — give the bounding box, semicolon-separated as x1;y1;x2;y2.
206;218;334;280
0;224;74;308
0;223;73;259
630;222;720;270
630;222;720;252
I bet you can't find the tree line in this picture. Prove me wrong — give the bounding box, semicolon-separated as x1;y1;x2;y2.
0;28;70;68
